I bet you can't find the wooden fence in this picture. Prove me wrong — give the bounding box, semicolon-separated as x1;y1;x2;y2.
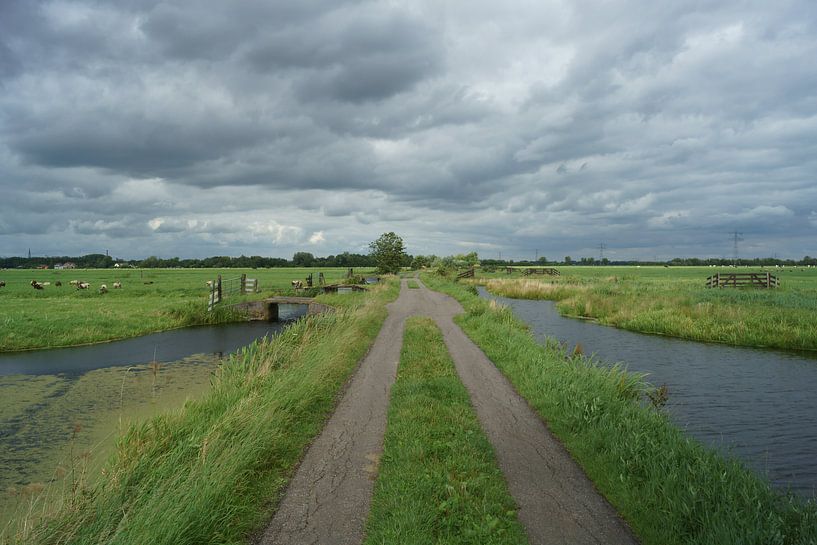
208;273;259;311
456;268;475;279
706;272;779;289
522;268;560;276
505;267;560;276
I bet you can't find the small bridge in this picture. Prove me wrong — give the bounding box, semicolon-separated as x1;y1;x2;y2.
706;272;780;289
233;296;333;321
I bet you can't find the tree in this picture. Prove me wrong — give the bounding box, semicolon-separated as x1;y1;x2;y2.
292;252;315;267
369;232;406;274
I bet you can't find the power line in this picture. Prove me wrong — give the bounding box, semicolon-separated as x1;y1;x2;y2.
598;243;607;261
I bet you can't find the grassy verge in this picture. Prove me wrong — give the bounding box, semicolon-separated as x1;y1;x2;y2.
474;267;817;351
423;274;817;545
0;267;373;351
364;317;527;545
6;280;398;545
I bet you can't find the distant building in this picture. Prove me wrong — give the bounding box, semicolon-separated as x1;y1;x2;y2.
63;262;77;269
54;263;64;269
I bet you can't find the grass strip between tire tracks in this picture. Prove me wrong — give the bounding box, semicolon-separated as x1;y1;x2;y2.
9;281;398;545
364;317;528;545
422;274;817;545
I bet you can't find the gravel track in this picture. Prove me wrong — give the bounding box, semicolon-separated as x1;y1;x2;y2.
257;277;639;545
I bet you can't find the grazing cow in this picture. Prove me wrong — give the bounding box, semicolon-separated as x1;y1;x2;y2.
55;280;62;287
113;281;122;289
0;280;5;288
291;280;303;289
77;282;90;290
69;280;80;286
31;280;44;290
99;284;108;294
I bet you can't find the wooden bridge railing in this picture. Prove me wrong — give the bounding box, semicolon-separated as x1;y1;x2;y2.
706;272;779;289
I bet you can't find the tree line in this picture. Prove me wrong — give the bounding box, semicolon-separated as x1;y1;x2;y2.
3;247;816;270
0;252;381;269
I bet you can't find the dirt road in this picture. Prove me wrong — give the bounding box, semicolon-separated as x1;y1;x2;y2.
257;278;638;545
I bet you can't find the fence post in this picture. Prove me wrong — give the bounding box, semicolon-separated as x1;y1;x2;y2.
217;274;222;302
240;273;246;294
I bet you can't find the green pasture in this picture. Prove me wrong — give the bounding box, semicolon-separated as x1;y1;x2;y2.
0;268;372;352
473;266;817;351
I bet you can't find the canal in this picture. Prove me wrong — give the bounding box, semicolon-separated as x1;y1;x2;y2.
479;287;817;499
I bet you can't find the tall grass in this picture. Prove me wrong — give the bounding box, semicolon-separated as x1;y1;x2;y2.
479;270;817;351
364;317;528;545
8;281;398;545
423;274;817;545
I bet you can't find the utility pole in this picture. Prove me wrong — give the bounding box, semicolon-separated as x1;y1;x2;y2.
535;249;538;261
598;243;607;262
731;231;743;266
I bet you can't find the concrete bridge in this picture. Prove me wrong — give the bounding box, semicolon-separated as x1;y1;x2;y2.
232;296;334;321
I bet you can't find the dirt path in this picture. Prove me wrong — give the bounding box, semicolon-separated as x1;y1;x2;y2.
258;277;638;545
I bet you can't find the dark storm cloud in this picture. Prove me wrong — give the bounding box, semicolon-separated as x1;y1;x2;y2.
1;0;816;259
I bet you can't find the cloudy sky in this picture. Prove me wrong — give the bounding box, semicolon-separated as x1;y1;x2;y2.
1;1;816;261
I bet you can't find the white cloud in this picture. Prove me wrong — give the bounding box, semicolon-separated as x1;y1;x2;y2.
309;231;326;244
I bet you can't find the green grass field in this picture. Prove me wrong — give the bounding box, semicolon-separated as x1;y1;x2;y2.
0;267;372;351
473;266;817;351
